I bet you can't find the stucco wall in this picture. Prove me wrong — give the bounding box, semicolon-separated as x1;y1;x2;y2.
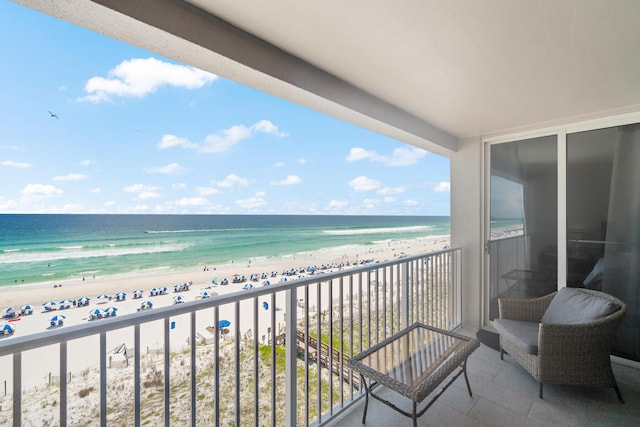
451;136;483;328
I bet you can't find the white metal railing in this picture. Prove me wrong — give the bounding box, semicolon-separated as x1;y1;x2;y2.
0;248;461;426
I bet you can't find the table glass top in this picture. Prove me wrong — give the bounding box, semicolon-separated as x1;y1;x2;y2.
358;326;467;388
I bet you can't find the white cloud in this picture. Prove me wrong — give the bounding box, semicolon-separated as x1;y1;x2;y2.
433;181;450;192
138;191;163;200
197;186;220;196
274;162;285;168
252;120;288;137
387;147;427;166
327;200;348;209
297;158;307;164
377;186;405;195
158;120;287;154
270;175;302;186
345;147;384;163
79;159;95;166
157;135;197;150
404;199;419;206
145;163;184;174
2;160;31;168
174;197;210;207
22;184;63;198
346;146;426;166
53;173;87;182
214;174;249;189
172;183;187;190
348;176;381;192
103;201;115;206
236;192;266;209
131;205;149;212
363;198;381;209
123;184;159;193
383;196;395;203
80;57;217;102
91;188;101;193
123;184;162;200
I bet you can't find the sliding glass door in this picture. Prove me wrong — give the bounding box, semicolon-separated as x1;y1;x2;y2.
567;124;640;361
486;119;640;362
487;136;558;320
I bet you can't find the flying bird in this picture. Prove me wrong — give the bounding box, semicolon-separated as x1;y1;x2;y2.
48;111;59;119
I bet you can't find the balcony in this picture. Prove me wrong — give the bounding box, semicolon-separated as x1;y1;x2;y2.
333;330;640;426
2;246;638;426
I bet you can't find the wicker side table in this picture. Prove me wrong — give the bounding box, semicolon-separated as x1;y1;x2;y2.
348;323;479;426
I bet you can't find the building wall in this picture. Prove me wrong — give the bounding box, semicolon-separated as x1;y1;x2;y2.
451;136;483;328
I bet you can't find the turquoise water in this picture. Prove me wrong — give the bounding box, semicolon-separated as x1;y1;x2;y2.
0;214;450;287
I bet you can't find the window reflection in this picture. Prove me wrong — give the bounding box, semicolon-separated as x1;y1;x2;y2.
567;124;640;361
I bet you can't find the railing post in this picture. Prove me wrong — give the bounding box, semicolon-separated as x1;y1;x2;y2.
401;261;410;329
285;289;297;427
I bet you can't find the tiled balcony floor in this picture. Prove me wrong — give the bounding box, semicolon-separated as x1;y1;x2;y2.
330;328;640;427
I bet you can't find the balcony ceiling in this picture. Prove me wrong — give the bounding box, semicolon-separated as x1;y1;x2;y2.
16;0;640;154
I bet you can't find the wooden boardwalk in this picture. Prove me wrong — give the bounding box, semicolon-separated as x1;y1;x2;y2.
295;330;360;390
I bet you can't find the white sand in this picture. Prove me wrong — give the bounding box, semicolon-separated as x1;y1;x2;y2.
0;236;449;389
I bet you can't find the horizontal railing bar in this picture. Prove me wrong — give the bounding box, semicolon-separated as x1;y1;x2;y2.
0;248;460;356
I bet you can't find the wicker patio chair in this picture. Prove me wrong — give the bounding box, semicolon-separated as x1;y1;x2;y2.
496;288;627;402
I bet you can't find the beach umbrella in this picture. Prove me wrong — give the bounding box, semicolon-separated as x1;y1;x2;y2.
242;283;254;291
1;323;15;335
88;309;102;320
104;306;118;316
173;295;184;304
59;299;73;308
262;280;270;286
218;319;231;328
211;277;218;284
77;297;90;306
140;300;153;309
97;294;111;302
43;301;57;311
50;314;66;326
160;286;168;293
3;307;15;317
115;292;127;301
20;304;33;315
200;291;211;298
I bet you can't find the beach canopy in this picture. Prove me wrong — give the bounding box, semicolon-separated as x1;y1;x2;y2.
50;315;66;324
97;294;111;300
89;309;102;319
218;319;231;328
200;291;211;298
20;304;33;313
211;277;218;284
3;307;15;316
173;295;184;303
77;297;90;303
104;306;118;313
140;300;153;309
1;323;15;335
43;301;57;310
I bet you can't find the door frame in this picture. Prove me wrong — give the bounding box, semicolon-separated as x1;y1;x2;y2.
480;111;640;327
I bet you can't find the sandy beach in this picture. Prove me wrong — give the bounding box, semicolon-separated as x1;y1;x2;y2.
0;236;449;391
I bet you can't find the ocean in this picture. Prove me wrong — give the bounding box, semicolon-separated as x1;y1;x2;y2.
0;214;450;287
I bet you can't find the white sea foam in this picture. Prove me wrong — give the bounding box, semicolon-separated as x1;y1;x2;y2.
3;248;21;253
322;225;432;236
0;242;190;265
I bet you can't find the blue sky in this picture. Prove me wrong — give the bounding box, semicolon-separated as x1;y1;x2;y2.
0;2;450;215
